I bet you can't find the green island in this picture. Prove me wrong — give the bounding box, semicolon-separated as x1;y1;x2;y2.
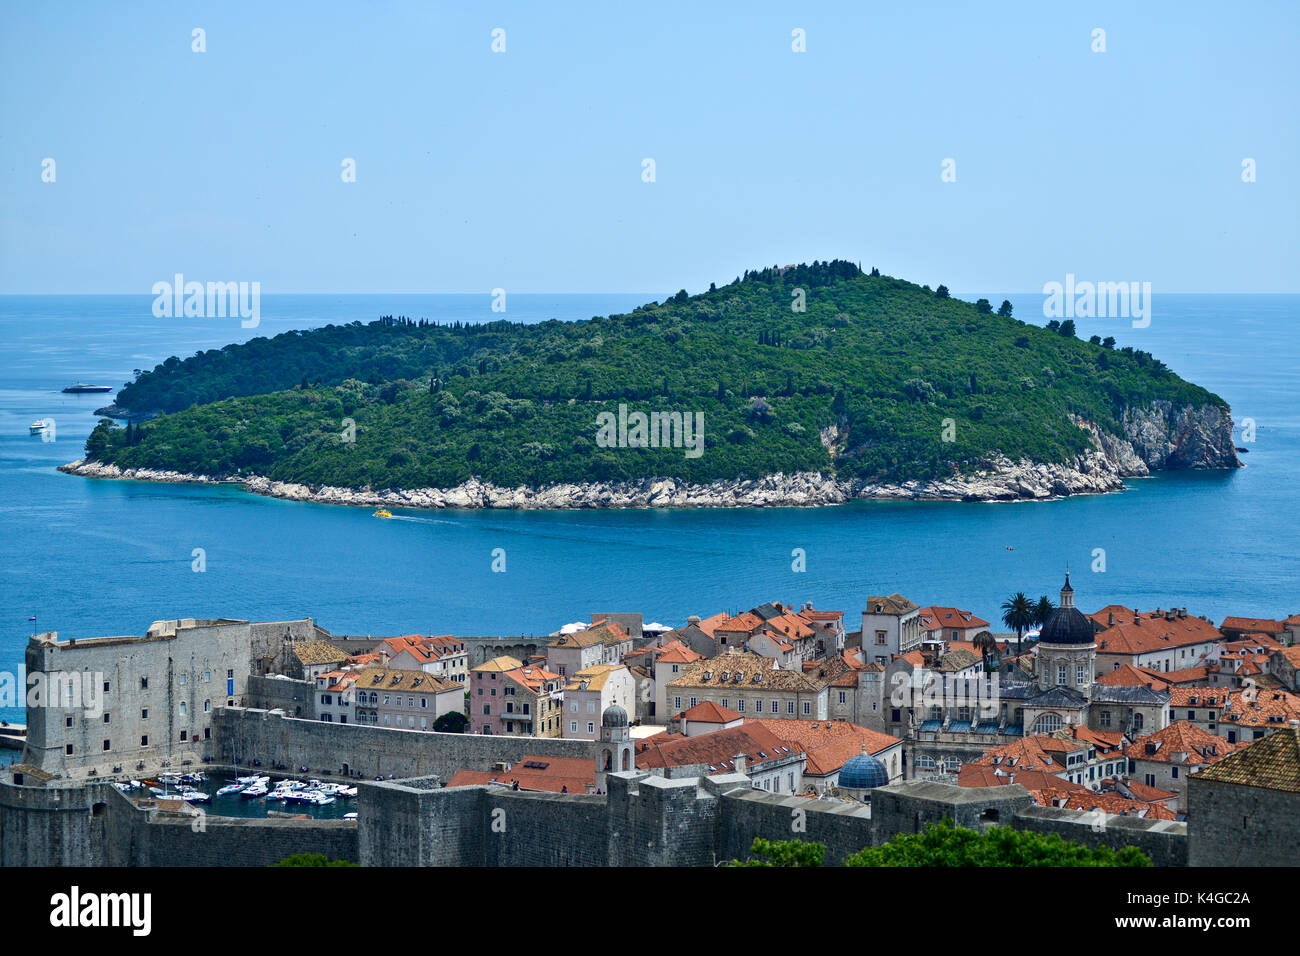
78;261;1233;498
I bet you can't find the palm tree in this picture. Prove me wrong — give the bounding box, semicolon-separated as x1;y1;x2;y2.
1001;592;1034;644
1033;595;1056;628
972;630;998;672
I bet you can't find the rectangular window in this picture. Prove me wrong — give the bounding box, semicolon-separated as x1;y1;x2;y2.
587;722;594;734
689;697;697;708
65;716;72;728
203;670;210;681
721;698;729;708
838;692;846;704
771;700;779;714
571;721;578;733
178;674;187;685
737;700;745;713
802;701;811;715
141;676;148;689
102;740;111;751
141;735;148;746
103;713;110;723
673;697;681;711
179;731;187;741
787;701;795;714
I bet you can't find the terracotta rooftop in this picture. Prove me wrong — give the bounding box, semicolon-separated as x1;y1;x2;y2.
1125;721;1238;766
677;700;743;724
633;723;804;775
1221;616;1285;635
916;605;991;632
446;755;596;794
1222;688;1300;728
746;718;901;777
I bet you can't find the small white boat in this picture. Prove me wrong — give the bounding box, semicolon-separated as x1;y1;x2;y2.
29;420;50;435
241;784;268;798
215;783;245;796
236;773;269;785
340;786;358;798
112;781;132;792
343;812;358;821
179;790;210;803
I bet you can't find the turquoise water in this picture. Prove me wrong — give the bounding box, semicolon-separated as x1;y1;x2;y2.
1;293;1296;722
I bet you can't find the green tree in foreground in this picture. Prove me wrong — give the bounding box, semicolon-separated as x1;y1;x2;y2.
843;819;1151;867
271;853;359;867
730;837;826;867
433;711;468;733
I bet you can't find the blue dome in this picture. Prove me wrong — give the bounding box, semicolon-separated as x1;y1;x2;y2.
839;752;889;790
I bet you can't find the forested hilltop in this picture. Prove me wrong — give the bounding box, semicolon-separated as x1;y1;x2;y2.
83;261;1228;491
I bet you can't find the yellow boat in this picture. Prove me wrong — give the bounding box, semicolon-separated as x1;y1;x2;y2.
373;509;393;519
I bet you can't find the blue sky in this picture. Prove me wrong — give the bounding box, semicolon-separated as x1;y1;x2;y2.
1;1;1296;294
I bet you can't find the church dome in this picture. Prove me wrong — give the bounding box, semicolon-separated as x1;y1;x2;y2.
601;704;628;728
839;751;889;790
1039;571;1097;645
1039;606;1097;645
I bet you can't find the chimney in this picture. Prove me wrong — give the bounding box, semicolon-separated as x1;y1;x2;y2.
1108;612;1115;626
687;615;700;626
733;752;748;776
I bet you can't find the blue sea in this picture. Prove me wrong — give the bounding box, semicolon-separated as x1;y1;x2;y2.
1;292;1297;722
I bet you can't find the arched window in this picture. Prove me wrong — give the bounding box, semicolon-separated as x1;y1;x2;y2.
1034;713;1063;734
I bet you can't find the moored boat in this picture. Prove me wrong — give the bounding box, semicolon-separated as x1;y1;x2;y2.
61;383;113;394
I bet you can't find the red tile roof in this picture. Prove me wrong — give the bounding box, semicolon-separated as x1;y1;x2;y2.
677;700;743;724
1125;721;1239;766
1096;663;1170;690
655;640;704;665
916;605;991;632
633;724;803;774
1221;616;1285;635
747;719;900;777
1088;609;1222;656
446;755;595;794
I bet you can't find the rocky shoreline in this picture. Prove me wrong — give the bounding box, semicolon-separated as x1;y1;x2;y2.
58;401;1240;510
57;456;1136;509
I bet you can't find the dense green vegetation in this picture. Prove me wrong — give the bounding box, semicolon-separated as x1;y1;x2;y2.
86;261;1224;489
727;821;1151;866
270;853;359;867
842;819;1152;866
